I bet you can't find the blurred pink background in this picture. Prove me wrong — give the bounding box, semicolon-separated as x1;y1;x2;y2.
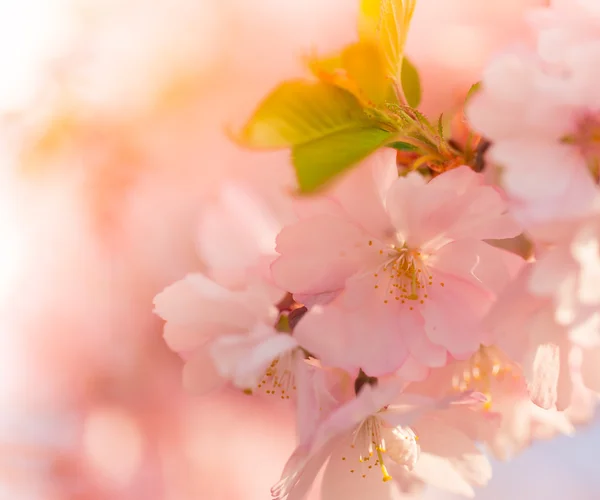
1;0;598;499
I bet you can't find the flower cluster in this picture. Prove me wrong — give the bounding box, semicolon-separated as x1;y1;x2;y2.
154;1;600;498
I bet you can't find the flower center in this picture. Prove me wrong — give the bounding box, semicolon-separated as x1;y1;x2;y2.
563;111;600;181
451;346;517;410
256;352;296;400
370;242;440;306
342;415;419;482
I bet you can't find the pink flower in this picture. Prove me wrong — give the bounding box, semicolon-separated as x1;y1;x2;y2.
293;359;356;444
153;179;308;397
528;214;600;348
153;272;306;397
273;154;522;376
409;345;576;460
484;265;576;410
467;1;600;230
272;376;490;500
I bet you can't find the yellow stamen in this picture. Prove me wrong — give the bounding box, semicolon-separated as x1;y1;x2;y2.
376;447;393;482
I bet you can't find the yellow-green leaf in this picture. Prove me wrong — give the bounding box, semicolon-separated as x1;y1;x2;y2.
389;141;417;151
293;127;395;192
306;51;343;78
358;0;382;41
465;81;482;104
236;80;369;149
341;41;389;106
306;42;392;107
400;56;421;107
358;0;417;84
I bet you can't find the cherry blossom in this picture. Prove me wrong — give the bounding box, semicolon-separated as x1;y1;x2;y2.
13;0;600;497
273;155;522;376
153;182;305;397
272;376;490;500
408;345;576;461
467;0;600;230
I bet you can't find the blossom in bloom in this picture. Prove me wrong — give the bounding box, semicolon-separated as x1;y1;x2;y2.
272;376;491;500
154;180;306;397
467;1;600;230
487;205;600;402
528;213;600;348
409;345;576;461
484;261;600;420
484;264;576;410
273;152;522;377
155;274;304;396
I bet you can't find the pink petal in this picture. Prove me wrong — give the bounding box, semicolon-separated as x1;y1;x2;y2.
197;182;285;286
439;188;522;242
154;273;257;328
420;169;521;245
432;240;524;295
320;440;403;500
580;346;600;393
385;172;454;248
468;89;532;142
272;443;333;500
294;359;322;445
209;324;296;390
330;148;397;240
293;291;340;308
294;304;409;377
235;331;299;387
381;392;484;429
396;355;430;382
484;264;548;357
402;310;447;368
308;380;406;456
527;336;572;411
271;214;369;295
422;273;492;356
181;344;224;395
492;140;588;201
387;167;520;251
426;165;483;191
412;416;492;497
572;220;600;304
529;246;577;298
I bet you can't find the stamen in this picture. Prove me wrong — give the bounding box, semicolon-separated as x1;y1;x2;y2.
257;353;296;399
376;447;393;482
451;346;515;411
371;244;437;305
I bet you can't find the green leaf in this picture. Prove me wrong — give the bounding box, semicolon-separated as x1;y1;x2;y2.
400;56;421;108
293;127;395;192
465;82;482;104
389;141;416;151
236;80;371;149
